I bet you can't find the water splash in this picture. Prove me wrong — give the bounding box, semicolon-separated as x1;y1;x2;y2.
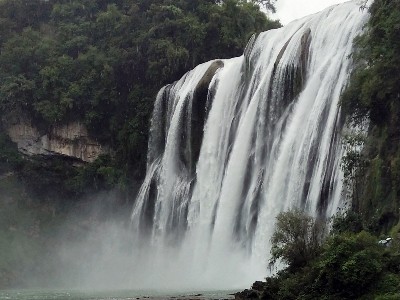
130;1;369;290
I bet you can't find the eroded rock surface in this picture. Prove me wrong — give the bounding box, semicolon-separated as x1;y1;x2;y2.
5;117;108;162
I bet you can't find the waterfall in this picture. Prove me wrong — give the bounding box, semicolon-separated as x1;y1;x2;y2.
130;1;369;291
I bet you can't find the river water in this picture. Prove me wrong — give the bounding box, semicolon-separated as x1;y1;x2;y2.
0;290;235;300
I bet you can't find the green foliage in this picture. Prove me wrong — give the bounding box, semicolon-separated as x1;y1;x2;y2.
0;128;112;200
0;0;280;195
315;231;383;298
341;133;367;182
340;0;400;233
0;133;23;172
66;155;126;193
18;157;79;200
0;0;281;289
342;0;400;125
250;0;277;13
376;295;400;300
270;210;325;270
331;210;363;235
262;228;400;300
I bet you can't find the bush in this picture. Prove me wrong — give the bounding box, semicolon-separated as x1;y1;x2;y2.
314;231;383;298
331;211;363;234
261;215;400;299
270;210;325;270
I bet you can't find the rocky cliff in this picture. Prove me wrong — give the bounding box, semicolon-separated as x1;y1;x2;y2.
3;117;108;163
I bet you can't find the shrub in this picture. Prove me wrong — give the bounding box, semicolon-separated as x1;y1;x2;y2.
270;210;325;270
315;231;383;298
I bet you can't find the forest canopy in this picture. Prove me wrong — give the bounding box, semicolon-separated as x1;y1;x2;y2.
0;0;280;195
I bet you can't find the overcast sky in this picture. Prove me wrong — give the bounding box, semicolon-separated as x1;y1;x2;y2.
271;0;349;24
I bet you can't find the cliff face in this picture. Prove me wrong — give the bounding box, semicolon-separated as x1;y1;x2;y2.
4;118;108;163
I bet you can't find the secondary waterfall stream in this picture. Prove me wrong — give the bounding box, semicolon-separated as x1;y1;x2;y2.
130;1;369;290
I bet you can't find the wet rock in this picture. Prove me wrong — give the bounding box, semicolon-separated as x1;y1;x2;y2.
181;60;224;174
4;116;108;163
251;280;266;292
234;289;261;300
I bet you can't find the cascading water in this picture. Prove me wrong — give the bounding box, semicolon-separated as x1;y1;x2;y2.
130;1;369;291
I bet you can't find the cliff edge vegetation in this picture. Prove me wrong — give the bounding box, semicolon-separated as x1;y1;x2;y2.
0;0;280;199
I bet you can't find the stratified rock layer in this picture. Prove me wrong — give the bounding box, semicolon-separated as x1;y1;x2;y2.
4;117;108;162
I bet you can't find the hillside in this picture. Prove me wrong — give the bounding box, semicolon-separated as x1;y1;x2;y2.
0;0;279;289
0;0;280;200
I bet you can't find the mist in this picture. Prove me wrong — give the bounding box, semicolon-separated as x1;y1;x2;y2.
0;172;253;293
2;190;250;292
0;1;370;292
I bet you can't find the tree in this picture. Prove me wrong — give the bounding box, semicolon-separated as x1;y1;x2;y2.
341;0;400;125
340;0;400;232
262;229;400;299
250;0;276;13
315;231;384;298
0;0;281;195
270;210;325;270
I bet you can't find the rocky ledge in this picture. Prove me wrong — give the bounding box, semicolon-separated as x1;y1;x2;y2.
234;281;266;300
4;117;108;163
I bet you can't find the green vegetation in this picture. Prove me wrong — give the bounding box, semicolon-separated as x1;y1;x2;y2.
340;0;400;232
0;1;280;289
0;133;24;173
4;0;400;296
239;211;400;300
0;1;280;288
0;0;280;198
237;2;400;298
265;230;400;299
252;3;400;296
270;210;325;270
